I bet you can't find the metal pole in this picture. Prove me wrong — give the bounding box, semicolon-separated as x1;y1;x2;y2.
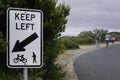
23;68;28;80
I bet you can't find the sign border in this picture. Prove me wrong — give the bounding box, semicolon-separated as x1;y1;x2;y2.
7;7;43;68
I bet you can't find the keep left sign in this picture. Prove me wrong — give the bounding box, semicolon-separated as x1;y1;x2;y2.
7;7;43;68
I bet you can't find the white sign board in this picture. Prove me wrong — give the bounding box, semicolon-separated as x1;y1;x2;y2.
7;8;43;68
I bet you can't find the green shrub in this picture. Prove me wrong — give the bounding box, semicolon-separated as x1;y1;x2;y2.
63;39;79;49
60;36;79;49
0;32;7;52
1;73;22;80
79;37;94;45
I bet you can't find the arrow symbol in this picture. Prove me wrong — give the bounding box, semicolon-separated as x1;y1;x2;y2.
12;32;38;52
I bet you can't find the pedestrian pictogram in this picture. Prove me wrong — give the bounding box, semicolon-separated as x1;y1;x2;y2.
32;52;37;63
7;7;43;68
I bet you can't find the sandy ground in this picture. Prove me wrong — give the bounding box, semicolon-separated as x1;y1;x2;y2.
56;42;119;80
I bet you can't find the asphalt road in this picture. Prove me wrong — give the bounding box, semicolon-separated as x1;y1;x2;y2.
74;44;120;80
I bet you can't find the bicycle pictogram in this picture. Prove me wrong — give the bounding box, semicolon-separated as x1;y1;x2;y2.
13;54;27;63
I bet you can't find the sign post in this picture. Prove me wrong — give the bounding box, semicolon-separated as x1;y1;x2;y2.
23;68;28;80
7;7;43;80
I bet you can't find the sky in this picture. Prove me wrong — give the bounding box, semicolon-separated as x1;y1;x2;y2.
57;0;120;36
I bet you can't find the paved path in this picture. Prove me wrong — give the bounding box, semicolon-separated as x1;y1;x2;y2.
74;44;120;80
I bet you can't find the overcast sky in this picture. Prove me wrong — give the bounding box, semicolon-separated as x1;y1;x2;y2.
58;0;120;36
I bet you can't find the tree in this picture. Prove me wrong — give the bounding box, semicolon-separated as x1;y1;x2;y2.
0;0;70;80
93;29;108;42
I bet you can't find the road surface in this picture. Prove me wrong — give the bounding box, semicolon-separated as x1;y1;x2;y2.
74;44;120;80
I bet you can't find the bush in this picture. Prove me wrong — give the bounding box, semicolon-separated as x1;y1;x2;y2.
0;32;7;52
63;39;79;49
79;37;94;45
60;36;79;49
43;40;67;80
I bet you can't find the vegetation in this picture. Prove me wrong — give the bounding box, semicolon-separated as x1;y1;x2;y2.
0;0;70;80
60;29;120;49
78;31;95;44
60;36;79;49
93;29;108;42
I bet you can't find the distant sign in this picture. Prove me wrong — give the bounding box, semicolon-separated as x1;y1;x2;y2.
7;7;43;68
